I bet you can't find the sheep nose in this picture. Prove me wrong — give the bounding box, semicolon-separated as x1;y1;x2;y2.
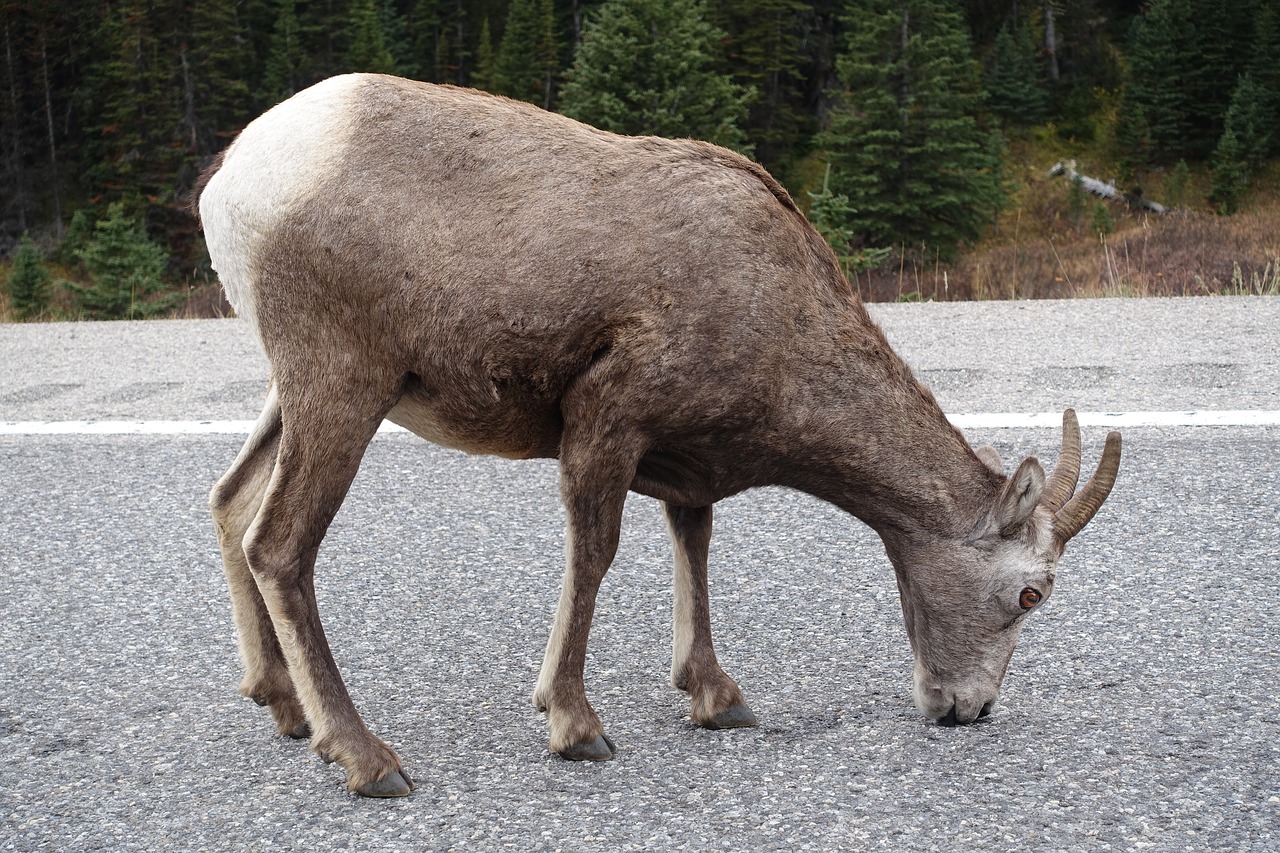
937;702;993;727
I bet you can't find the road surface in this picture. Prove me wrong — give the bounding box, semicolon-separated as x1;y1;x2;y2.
1;297;1276;851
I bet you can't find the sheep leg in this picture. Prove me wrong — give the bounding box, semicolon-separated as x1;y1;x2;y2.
664;503;756;730
210;384;309;739
531;425;643;761
241;375;412;798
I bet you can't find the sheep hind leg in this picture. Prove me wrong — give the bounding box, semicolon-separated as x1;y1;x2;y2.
210;384;309;740
531;426;649;761
243;374;413;798
664;503;756;730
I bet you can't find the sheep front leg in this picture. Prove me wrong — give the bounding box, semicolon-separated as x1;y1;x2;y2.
531;431;641;761
664;503;756;730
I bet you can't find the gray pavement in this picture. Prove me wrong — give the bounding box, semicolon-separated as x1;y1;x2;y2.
1;297;1277;851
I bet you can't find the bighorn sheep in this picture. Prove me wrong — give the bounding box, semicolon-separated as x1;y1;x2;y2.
194;74;1121;798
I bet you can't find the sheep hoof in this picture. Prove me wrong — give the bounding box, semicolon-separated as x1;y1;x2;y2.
558;733;616;761
704;703;757;730
356;769;415;798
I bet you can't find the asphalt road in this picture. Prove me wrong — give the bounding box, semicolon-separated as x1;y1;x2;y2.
1;297;1277;851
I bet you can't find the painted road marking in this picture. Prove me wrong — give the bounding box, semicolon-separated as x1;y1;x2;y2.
2;411;1278;436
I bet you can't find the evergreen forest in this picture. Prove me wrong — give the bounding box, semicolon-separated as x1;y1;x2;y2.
3;0;1279;318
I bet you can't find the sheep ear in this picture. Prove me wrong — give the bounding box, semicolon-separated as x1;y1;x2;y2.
975;445;1004;475
996;457;1046;537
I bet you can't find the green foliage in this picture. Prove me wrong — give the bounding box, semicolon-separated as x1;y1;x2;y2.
346;0;400;74
1067;176;1088;223
559;0;751;150
822;0;1000;261
1208;129;1248;214
53;209;95;266
986;23;1047;126
473;17;497;92
806;164;891;278
1118;0;1260;165
1221;75;1272;171
262;0;308;104
83;0;185;206
705;0;810;172
492;0;559;107
71;203;175;319
1116;0;1190;166
6;234;53;320
1163;160;1192;209
1248;5;1280;156
1090;201;1113;236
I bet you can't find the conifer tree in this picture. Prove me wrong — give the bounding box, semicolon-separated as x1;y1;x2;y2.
473;16;496;91
559;0;750;151
704;0;810;172
84;0;184;207
186;0;254;155
1162;159;1191;209
1220;74;1271;172
986;22;1047;126
346;0;399;74
1248;4;1280;157
72;202;173;319
492;0;559;108
1208;128;1246;214
822;0;1000;260
262;0;309;104
6;233;52;320
1116;0;1191;165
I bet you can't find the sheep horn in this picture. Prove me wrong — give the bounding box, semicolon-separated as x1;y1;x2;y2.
1041;409;1082;513
1052;429;1122;545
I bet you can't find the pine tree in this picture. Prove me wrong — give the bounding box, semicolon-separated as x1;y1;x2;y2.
346;0;399;75
1181;0;1253;157
492;0;559;108
1116;0;1191;166
72;202;174;319
1208;128;1247;215
83;0;185;208
184;0;255;156
1089;201;1113;236
5;233;52;320
1066;176;1087;224
473;16;496;91
1248;4;1280;157
986;22;1047;126
1162;159;1191;209
704;0;810;173
822;0;1000;260
559;0;751;151
1220;74;1271;172
262;0;309;104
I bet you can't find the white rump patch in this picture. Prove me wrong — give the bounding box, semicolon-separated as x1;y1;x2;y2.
198;75;368;335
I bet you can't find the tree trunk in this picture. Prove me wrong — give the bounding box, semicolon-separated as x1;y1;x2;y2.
3;22;27;234
39;37;61;239
1043;0;1060;82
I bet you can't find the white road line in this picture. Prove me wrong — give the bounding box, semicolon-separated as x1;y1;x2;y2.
1;411;1278;435
948;411;1280;428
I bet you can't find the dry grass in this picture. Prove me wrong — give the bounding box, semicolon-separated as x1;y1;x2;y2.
853;160;1280;302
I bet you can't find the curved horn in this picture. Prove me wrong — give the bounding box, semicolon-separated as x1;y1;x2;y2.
1041;409;1082;513
1052;429;1122;545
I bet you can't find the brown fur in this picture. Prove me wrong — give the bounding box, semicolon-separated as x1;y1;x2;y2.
198;74;1120;797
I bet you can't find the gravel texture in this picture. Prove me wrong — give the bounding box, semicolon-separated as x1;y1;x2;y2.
1;297;1277;851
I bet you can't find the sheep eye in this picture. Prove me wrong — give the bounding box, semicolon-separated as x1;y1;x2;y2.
1019;587;1042;609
